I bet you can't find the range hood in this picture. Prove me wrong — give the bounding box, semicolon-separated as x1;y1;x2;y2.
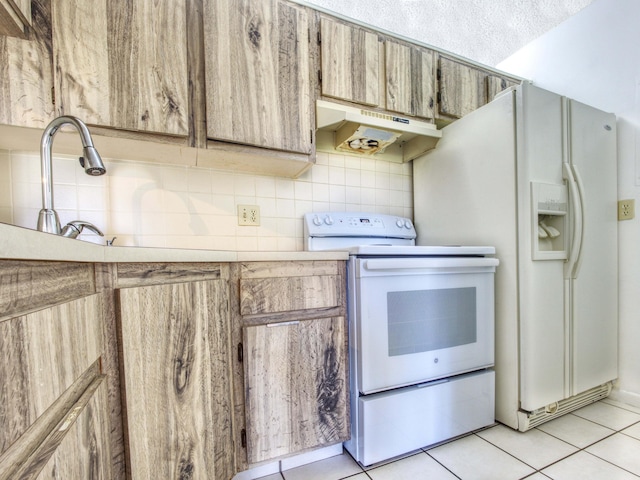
315;100;442;163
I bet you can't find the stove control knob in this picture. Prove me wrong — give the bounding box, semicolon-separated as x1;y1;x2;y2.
324;215;334;225
396;219;404;228
404;220;413;229
312;215;322;226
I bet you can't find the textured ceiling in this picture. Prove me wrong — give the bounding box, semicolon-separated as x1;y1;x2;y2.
302;0;597;66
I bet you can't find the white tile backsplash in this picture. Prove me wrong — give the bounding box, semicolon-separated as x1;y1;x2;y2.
0;149;414;250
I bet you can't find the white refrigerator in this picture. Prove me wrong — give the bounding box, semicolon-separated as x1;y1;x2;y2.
413;83;618;430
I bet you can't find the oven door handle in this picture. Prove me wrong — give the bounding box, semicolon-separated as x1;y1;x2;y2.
362;257;499;273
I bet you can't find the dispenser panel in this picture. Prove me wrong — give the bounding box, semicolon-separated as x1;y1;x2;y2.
531;182;568;260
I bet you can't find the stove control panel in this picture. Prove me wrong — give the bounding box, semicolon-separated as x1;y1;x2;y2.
304;212;416;239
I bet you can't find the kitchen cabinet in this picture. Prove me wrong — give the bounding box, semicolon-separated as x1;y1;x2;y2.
437;56;489;120
438;57;520;122
0;254;349;479
203;0;312;155
243;316;348;463
0;0;31;38
34;376;111;480
234;261;349;466
319;17;444;122
51;0;189;136
487;74;520;102
116;263;235;480
0;260;111;479
319;16;381;107
385;39;436;120
0;0;53;128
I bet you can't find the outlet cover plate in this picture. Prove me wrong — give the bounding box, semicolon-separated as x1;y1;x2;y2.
238;204;260;226
618;199;635;220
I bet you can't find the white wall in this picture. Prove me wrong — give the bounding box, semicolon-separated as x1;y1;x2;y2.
499;0;640;406
0;149;413;251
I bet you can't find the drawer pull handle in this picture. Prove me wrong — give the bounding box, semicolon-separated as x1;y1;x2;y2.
266;321;300;328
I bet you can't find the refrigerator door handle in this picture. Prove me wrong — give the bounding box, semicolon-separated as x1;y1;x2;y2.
562;163;584;279
571;164;586;278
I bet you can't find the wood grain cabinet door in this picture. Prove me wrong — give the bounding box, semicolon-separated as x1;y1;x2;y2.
320;17;381;107
385;40;436;120
243;316;349;464
0;1;54;129
0;293;108;480
117;279;235;480
35;377;112;480
437;56;488;120
486;74;520;103
51;0;189;136
204;0;312;154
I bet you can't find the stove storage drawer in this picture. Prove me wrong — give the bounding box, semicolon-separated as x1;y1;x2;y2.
354;369;495;466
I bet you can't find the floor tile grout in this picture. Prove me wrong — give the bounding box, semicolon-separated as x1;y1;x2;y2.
274;400;640;480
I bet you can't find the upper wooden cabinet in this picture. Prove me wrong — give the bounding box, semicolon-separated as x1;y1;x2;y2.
320;17;381;107
437;57;519;122
51;0;189;136
203;0;312;155
385;40;436;120
437;56;488;120
321;17;440;121
0;1;54;129
1;0;521;175
487;74;520;103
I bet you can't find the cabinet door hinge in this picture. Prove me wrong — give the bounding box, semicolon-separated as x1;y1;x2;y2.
317;30;321;45
237;342;243;363
436;68;441;81
437;92;442;104
318;70;322;84
51;86;55;106
241;429;247;448
310;129;314;144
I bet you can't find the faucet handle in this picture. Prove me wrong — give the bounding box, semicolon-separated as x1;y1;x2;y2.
61;220;104;239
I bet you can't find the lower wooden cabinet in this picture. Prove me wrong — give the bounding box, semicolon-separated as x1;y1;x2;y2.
235;261;349;467
243;316;349;464
0;258;348;479
35;376;112;480
0;260;111;480
116;277;235;480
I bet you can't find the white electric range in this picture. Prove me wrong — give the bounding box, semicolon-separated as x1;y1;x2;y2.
304;212;498;466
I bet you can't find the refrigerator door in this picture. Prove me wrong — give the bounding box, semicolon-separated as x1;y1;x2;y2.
566;99;618;395
516;84;568;412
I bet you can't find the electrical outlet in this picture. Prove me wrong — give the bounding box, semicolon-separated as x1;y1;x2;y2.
618;199;635;220
238;205;260;226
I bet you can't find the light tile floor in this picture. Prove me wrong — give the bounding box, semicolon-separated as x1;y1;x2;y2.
259;399;640;480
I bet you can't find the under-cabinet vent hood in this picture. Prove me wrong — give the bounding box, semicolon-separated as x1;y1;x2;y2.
315;100;442;163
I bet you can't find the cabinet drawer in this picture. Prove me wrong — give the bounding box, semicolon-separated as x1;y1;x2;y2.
240;275;340;315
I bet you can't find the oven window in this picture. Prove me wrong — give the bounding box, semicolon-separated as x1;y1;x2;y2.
387;287;477;356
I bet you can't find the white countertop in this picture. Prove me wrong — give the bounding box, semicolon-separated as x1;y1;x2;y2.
0;223;348;263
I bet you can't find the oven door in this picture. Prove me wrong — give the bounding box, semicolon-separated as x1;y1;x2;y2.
354;256;498;394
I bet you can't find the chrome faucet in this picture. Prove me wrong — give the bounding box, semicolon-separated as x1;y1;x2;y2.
37;116;107;236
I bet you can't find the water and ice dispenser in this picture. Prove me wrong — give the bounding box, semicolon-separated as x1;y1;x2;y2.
531;182;568;260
